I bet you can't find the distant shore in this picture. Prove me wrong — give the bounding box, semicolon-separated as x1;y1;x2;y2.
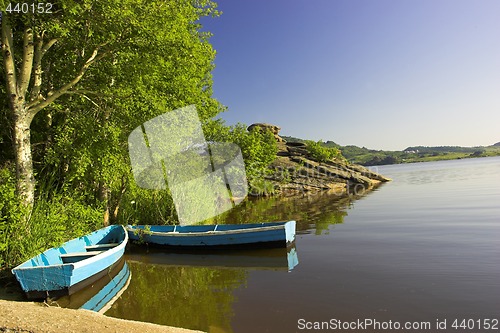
364;151;500;168
280;135;500;166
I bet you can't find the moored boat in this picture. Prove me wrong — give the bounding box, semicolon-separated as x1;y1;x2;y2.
127;221;296;248
12;225;128;300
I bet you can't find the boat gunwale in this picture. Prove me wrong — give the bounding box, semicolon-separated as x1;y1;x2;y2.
126;223;290;238
72;226;128;269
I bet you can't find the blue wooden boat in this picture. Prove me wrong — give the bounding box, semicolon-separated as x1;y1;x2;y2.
12;225;128;300
127;221;296;248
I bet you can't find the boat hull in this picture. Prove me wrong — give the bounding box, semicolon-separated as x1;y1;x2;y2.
127;221;296;248
12;225;128;300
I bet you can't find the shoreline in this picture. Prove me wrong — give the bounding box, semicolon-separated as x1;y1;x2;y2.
0;299;203;333
0;273;202;333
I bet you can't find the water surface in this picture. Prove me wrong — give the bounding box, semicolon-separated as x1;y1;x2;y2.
105;157;500;332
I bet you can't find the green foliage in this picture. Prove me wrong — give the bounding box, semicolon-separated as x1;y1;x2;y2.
204;121;278;195
248;178;277;196
0;167;102;268
204;121;278;168
305;140;342;163
0;81;11;163
1;0;228;267
0;167;26;267
119;184;178;226
341;145;379;160
131;224;152;244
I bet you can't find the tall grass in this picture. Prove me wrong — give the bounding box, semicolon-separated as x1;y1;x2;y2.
118;185;178;226
0;167;103;269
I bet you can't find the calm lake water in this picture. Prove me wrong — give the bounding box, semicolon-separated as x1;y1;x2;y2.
100;157;500;332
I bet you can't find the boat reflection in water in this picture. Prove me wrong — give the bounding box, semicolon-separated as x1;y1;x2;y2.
125;243;299;272
105;245;299;332
58;244;297;320
56;258;131;313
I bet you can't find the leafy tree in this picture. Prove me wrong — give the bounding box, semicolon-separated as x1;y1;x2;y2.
1;0;228;266
1;0;221;215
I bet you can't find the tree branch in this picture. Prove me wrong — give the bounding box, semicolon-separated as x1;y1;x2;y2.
41;38;58;56
1;16;18;107
26;46;111;115
30;34;58;103
18;28;34;97
65;91;101;109
66;89;107;96
30;36;43;102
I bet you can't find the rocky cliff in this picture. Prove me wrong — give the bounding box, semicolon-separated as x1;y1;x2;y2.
248;123;391;196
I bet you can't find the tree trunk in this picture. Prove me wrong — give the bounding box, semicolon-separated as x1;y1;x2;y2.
12;111;36;208
99;183;110;227
2;19;36;208
2;14;108;211
111;178;127;223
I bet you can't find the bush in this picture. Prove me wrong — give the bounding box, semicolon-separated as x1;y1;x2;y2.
305;140;343;163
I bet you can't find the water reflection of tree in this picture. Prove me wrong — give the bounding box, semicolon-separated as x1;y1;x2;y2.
106;262;247;333
312;209;347;235
210;192;363;235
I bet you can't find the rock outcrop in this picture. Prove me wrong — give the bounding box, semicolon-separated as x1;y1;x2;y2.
247;123;391;196
248;123;285;142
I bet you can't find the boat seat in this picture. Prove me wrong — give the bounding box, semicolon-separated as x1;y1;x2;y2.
85;243;119;251
60;251;103;263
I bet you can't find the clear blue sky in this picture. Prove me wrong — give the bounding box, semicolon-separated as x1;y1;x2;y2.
202;0;500;150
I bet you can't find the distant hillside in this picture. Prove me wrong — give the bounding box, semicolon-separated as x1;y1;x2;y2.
281;136;500;166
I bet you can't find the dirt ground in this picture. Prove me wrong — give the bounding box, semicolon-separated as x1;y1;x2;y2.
0;299;204;333
0;274;203;333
